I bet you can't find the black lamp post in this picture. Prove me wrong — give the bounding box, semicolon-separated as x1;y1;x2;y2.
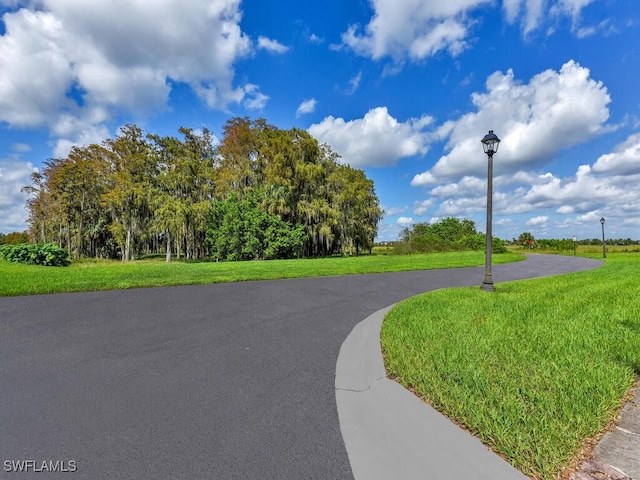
480;130;500;292
600;217;606;258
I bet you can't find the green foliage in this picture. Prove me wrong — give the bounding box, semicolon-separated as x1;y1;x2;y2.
206;192;306;261
491;236;507;253
0;243;71;266
517;231;535;248
22;118;381;262
0;231;29;245
394;217;507;254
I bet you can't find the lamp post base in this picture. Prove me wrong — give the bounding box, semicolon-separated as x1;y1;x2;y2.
480;277;496;292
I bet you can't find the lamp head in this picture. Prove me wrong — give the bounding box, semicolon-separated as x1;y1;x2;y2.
481;130;500;155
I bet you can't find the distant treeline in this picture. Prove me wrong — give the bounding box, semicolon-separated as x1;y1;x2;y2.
393;217;507;254
0;231;29;245
511;232;638;250
22;118;383;261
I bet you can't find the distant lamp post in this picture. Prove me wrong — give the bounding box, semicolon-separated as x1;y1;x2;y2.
573;235;577;256
480;130;500;292
600;217;606;258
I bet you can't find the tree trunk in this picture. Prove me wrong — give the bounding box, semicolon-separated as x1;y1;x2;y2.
124;227;131;261
165;231;172;263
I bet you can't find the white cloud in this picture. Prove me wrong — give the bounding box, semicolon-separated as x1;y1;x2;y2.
522;165;629;208
257;36;289;54
296;98;317;117
417;140;640;240
576;210;603;223
503;0;523;23
385;206;408;216
526;215;549;226
308;107;433;167
0;159;34;232
411;60;610;186
436;197;486;216
592;132;640;176
397;216;414;226
552;0;596;24
413;199;435;216
340;0;489;61
430;176;486;198
243;84;269;110
505;0;597;35
0;9;75;127
53;123;111;158
340;0;597;63
0;0;253;145
556;205;575;214
347;71;362;94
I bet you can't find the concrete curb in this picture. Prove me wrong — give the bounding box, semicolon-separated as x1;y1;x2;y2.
591;381;640;480
335;306;528;480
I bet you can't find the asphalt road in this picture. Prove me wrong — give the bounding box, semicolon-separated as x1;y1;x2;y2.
0;255;602;479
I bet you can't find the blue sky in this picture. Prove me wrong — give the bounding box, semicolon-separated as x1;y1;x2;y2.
1;0;639;242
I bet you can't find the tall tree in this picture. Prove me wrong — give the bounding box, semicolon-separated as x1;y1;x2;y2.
150;127;217;261
23;145;112;257
215;117;273;199
329;164;383;254
102;125;155;261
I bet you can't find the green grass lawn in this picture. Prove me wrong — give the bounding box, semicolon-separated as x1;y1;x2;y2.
381;253;640;479
0;250;523;296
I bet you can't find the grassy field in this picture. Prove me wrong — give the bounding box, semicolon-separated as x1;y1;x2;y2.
381;253;640;479
0;250;523;296
508;243;640;256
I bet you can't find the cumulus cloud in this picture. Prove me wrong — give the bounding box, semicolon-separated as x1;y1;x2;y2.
526;215;549;226
0;158;34;232
308;107;433;167
414;140;640;239
53;123;111;158
521;165;629;208
340;0;489;61
592;132;640;176
397;216;414;226
296;99;317;117
430;176;486;198
257;36;289;54
341;0;597;63
411;60;610;186
0;0;255;144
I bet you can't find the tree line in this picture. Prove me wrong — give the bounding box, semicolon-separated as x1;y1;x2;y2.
23;118;383;261
512;232;638;249
393;217;507;254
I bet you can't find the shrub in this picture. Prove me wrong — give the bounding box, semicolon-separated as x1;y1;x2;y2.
206;193;306;261
0;243;71;266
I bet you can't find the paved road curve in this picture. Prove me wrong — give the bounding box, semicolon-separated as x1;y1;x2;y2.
0;255;601;479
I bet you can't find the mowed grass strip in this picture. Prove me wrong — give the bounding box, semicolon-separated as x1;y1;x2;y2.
0;251;523;296
381;253;640;480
